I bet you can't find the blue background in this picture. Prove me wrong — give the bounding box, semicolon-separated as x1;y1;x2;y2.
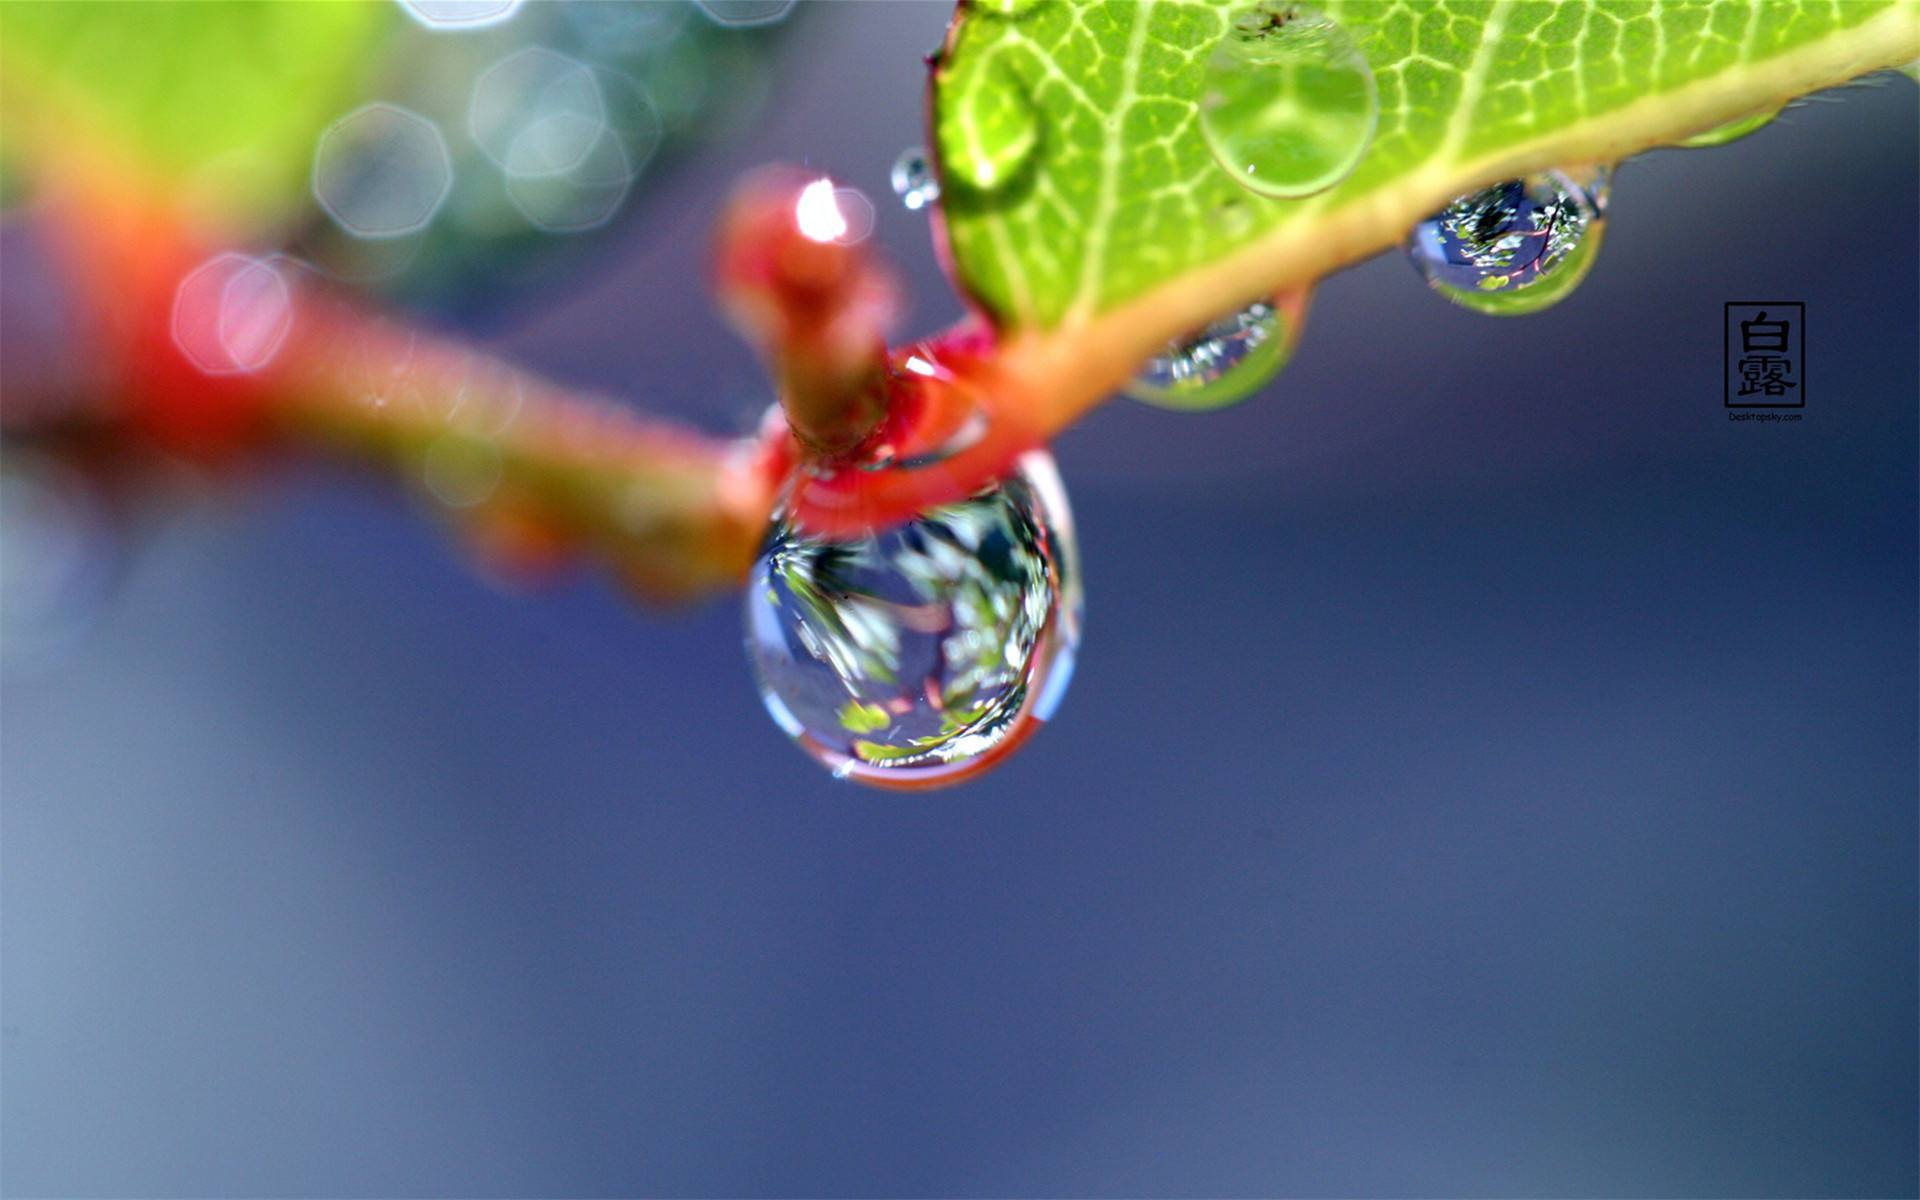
4;4;1916;1195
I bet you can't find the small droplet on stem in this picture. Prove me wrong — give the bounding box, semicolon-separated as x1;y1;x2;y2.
890;147;942;211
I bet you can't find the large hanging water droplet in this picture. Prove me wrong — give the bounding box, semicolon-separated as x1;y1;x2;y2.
1676;106;1779;148
1199;2;1377;199
1405;171;1605;316
744;452;1082;789
1126;293;1304;410
890;147;941;211
936;56;1038;192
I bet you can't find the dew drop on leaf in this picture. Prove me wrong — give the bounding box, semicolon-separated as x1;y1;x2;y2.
890;146;941;211
1199;2;1378;200
976;0;1051;18
744;451;1082;789
1126;294;1302;410
935;55;1038;192
1404;171;1606;316
1676;106;1780;148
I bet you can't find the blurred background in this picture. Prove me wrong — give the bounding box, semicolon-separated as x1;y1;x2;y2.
2;2;1915;1195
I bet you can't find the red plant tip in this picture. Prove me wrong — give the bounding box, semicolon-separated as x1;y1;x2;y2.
793;178;851;244
711;166;898;456
774;322;1048;541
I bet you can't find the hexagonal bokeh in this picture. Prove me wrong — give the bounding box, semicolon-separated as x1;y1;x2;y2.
469;48;606;176
312;103;453;239
169;253;295;376
471;50;664;236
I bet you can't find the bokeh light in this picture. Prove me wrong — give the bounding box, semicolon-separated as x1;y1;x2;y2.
311;102;454;239
170;253;295;375
470;50;662;234
469;48;604;175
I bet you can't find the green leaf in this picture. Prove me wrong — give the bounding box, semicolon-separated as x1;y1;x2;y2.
1;0;396;226
933;0;1920;330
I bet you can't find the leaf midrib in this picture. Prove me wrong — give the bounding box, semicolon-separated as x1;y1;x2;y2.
992;2;1920;438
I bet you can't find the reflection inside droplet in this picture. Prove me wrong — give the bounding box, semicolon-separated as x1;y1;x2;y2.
744;451;1081;788
1405;170;1606;316
1127;294;1301;410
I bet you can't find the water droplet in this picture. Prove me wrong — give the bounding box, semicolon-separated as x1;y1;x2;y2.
1405;171;1605;316
1676;106;1779;148
890;147;941;211
936;56;1038;192
312;103;453;239
1583;164;1614;214
977;0;1050;17
1214;196;1255;238
1126;294;1302;410
399;0;522;30
1199;2;1377;199
744;452;1082;788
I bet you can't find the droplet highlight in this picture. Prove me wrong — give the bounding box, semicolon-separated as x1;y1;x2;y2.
890;147;941;211
1405;171;1605;316
936;56;1038;192
744;452;1082;789
1199;2;1377;200
1126;294;1302;410
977;0;1050;17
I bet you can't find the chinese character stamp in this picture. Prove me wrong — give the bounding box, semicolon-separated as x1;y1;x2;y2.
1725;302;1805;408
